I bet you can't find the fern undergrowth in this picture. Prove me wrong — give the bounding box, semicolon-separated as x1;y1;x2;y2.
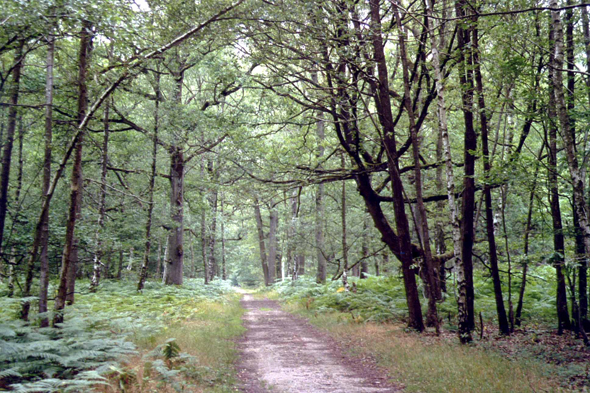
0;278;236;392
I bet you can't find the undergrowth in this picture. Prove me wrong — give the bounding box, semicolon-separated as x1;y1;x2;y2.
273;267;559;326
0;278;242;392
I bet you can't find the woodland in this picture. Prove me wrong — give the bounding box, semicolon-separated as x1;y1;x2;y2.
1;0;590;391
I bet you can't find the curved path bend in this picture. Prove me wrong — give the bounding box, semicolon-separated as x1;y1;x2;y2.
236;294;401;393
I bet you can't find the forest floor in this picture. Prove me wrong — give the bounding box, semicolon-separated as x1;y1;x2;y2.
236;294;401;393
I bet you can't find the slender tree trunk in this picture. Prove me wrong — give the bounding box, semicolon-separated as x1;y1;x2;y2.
268;203;278;285
341;154;349;291
473;23;510;336
369;0;424;332
254;198;269;285
548;36;571;333
427;0;457;296
127;247;134;271
38;33;55;326
12;117;25;317
208;187;218;281
288;190;298;279
89;99;110;292
117;246;123;280
550;2;588;332
455;0;476;342
156;240;162;279
313;73;327;283
515;148;542;326
220;194;227;280
0;40;24;255
360;212;369;279
53;22;92;326
138;72;160;291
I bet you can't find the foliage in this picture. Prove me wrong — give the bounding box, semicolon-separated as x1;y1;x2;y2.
273;270;560;327
0;279;240;392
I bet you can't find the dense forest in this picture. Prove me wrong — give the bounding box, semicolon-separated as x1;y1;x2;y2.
2;0;590;391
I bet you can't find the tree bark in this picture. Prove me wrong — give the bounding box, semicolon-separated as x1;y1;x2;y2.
138;71;160;291
268;203;278;284
393;1;439;331
38;33;55;327
427;0;457;296
254;197;269;285
208;186;218;281
313;72;327;284
369;0;424;332
53;22;92;325
90;98;110;292
360;212;369;279
220;194;227;280
165;70;185;285
473;22;510;336
341;153;349;290
0;40;24;256
455;0;476;342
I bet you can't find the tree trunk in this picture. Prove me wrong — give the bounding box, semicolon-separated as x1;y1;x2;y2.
90;98;110;292
38;33;55;327
0;40;24;255
515;147;542;327
313;73;327;284
127;247;134;270
156;240;162;279
473;22;510;336
455;0;476;342
165;147;184;285
393;2;439;330
254;197;269;285
117;246;123;280
427;0;457;297
288;190;298;279
341;155;349;291
360;212;369;279
138;72;160;291
369;0;424;332
220;194;227;280
548;43;571;333
550;2;587;332
53;22;92;326
208;187;218;282
268;203;278;285
165;70;185;286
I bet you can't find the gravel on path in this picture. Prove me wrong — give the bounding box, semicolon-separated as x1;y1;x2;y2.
236;294;401;393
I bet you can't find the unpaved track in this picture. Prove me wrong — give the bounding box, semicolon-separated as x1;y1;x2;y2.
237;294;400;393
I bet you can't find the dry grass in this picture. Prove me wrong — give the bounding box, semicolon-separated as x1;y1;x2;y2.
285;305;572;393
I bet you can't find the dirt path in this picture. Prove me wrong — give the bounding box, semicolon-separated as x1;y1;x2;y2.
236;295;401;393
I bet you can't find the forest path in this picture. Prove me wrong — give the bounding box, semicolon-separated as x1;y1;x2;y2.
236;294;401;393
